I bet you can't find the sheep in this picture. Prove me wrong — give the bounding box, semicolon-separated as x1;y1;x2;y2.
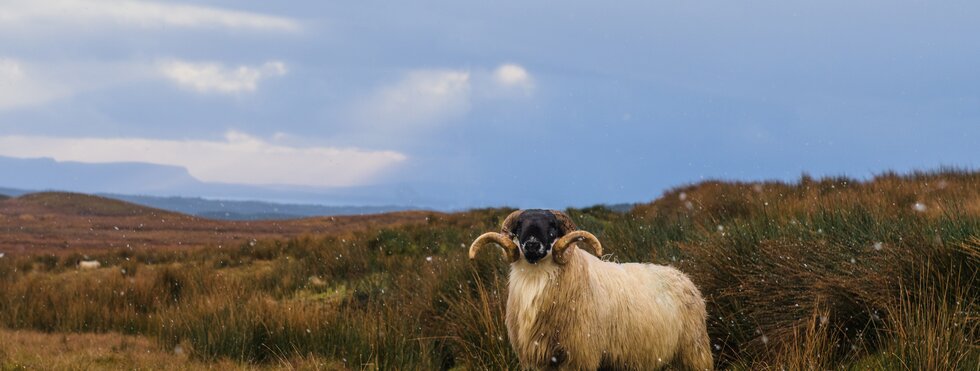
469;209;712;370
78;260;101;269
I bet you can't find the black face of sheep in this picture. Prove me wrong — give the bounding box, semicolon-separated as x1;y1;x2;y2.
469;209;597;264
508;209;564;264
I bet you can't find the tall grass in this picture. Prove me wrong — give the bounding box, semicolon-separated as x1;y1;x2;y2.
0;169;977;369
868;241;979;370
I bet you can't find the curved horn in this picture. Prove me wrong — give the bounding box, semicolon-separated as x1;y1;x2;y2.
548;210;578;234
552;230;603;264
500;210;524;235
469;232;519;262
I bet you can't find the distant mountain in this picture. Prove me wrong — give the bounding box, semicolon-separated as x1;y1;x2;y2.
106;194;417;220
0;156;423;219
605;203;637;213
0;186;31;197
0;156;201;194
0;156;449;208
0;155;632;212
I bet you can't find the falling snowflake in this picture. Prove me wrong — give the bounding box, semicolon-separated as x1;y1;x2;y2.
912;202;927;212
873;242;883;251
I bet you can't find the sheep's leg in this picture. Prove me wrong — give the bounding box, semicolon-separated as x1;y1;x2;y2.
674;329;713;371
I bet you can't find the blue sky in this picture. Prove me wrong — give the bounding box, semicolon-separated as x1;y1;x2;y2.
0;1;977;208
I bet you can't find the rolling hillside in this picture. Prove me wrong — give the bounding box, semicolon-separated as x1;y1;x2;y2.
0;192;440;251
0;169;976;369
106;194;417;220
0;183;418;220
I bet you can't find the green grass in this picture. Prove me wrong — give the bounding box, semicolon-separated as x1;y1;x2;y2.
1;169;978;369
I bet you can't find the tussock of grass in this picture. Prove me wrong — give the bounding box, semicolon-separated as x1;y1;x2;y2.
870;245;979;370
0;169;978;369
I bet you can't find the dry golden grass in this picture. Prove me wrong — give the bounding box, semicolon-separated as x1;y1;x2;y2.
0;329;228;370
0;169;977;369
0;192;443;252
0;329;357;370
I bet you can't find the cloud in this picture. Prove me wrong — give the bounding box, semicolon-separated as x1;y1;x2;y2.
354;63;534;131
0;0;299;32
0;58;67;110
358;69;472;128
0;131;406;187
0;58;289;111
493;63;533;89
160;60;287;94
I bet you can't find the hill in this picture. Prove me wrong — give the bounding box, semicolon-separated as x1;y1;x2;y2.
105;194;417;220
0;186;31;197
12;192;179;217
631;170;980;221
0;156;200;195
0;183;420;220
0;169;976;369
0;156;452;208
0;192;440;251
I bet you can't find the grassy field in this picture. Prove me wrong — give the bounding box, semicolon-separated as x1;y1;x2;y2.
0;169;978;369
0;191;438;251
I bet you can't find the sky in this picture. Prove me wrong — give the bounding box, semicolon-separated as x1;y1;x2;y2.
0;1;977;209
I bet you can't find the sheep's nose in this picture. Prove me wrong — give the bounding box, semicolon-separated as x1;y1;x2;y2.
523;240;547;263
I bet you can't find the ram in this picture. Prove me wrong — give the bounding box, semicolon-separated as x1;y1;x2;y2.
469;209;712;370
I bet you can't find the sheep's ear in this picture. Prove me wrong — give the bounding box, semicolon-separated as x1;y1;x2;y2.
500;210;524;235
549;210;578;234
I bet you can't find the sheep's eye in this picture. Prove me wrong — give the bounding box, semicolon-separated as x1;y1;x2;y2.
548;228;557;237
